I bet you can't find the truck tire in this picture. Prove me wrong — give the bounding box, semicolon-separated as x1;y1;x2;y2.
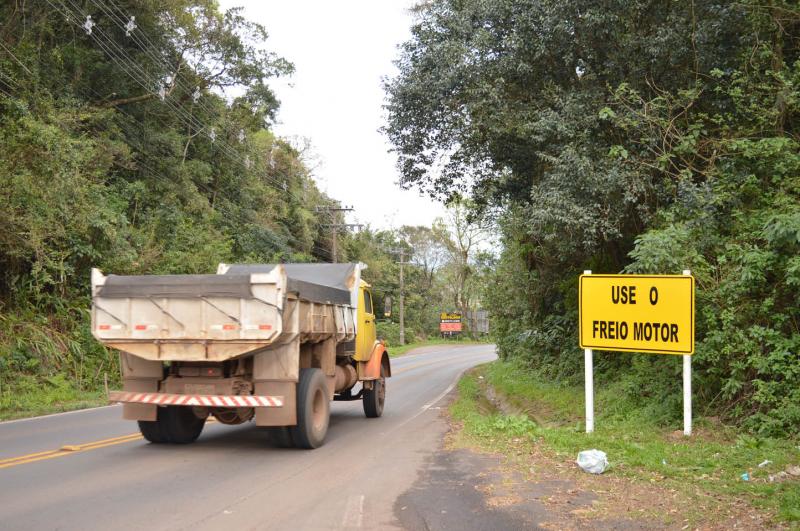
290;368;330;449
266;426;295;448
138;406;206;444
138;418;167;443
363;364;386;418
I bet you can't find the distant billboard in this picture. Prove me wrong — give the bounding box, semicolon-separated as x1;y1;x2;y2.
439;312;462;332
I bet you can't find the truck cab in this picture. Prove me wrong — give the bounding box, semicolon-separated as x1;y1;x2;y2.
355;281;377;360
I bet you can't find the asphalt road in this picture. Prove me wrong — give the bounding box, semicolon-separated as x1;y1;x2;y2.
0;344;496;531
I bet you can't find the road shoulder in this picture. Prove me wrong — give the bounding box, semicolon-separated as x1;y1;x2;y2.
393;390;665;530
393;366;786;530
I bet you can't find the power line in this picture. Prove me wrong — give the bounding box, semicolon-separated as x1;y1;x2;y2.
89;0;304;203
0;41;24;94
99;0;226;124
52;0;305;205
5;9;332;263
0;40;33;75
0;30;326;262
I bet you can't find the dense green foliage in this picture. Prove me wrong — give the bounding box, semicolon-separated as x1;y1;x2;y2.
385;1;799;434
0;1;344;410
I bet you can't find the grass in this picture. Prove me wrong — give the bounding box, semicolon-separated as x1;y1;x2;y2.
0;374;108;421
387;337;489;357
450;360;800;525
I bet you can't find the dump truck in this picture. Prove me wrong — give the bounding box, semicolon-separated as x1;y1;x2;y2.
91;263;390;449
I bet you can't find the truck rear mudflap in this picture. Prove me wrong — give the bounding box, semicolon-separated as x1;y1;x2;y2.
109;391;284;408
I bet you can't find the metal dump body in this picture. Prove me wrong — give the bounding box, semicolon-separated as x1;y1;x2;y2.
91;263;362;362
219;263;360;307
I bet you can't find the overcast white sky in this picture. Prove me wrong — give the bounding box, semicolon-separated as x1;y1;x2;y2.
218;0;447;230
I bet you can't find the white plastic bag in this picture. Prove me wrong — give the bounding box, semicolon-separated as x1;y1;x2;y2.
576;449;608;474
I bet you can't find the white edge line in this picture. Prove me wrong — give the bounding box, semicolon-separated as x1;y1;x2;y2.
0;404;120;425
357;494;365;528
341;493;365;529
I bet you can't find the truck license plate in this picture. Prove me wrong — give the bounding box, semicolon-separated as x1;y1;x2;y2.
184;384;216;395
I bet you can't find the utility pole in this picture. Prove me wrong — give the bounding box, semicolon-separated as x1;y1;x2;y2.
399;248;405;346
316;206;360;263
388;248;412;345
320;223;363;262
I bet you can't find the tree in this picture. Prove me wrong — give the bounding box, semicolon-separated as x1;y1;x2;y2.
384;0;800;433
434;199;489;329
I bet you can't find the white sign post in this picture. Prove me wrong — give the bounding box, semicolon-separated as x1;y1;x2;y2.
584;270;594;433
682;269;692;436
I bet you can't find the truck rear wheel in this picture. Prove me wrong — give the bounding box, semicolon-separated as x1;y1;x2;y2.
363;364;386;418
290;368;330;449
138;417;167;443
138;406;206;444
266;426;295;448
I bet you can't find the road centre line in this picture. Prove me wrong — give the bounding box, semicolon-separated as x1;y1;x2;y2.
0;433;143;469
0;358;469;471
0;349;489;426
1;348;492;471
0;418;218;470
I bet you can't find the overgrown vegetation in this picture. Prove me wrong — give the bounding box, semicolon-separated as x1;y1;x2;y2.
451;363;800;524
0;1;349;418
385;0;800;435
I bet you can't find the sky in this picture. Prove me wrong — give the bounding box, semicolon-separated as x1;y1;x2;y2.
217;0;447;230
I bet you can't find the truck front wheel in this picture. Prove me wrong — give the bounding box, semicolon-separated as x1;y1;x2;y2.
363;364;386;418
290;368;330;449
138;406;206;444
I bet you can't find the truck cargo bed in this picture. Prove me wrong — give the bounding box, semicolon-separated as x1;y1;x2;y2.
91;263;362;362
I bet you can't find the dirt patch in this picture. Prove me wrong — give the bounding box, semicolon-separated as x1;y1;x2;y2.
446;376;787;530
394;402;666;530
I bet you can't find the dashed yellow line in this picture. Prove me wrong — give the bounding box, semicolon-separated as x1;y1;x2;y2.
0;433;143;469
0;418;217;470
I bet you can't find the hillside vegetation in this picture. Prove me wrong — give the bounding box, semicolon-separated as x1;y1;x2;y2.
0;1;345;413
385;0;800;435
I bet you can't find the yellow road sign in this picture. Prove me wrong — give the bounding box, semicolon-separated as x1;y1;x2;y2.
579;274;694;355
